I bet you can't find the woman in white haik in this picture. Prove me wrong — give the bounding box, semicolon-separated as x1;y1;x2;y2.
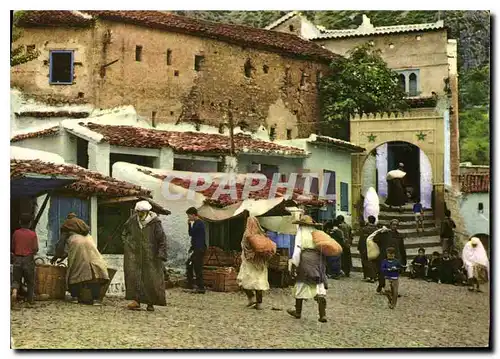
363;187;380;224
462;237;489;293
287;216;328;323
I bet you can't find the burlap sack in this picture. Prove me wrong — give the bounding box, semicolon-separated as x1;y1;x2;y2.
312;230;343;257
248;234;277;255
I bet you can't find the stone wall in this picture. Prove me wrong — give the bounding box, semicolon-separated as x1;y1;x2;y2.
444;187;469;251
11;20;329;140
318;30;450;97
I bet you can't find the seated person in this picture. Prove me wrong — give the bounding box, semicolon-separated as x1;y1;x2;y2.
439;250;454;284
450;249;466;285
410;248;428;279
427;251;441;282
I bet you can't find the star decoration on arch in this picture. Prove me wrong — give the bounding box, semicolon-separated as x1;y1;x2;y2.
416;131;427;141
367;133;377;142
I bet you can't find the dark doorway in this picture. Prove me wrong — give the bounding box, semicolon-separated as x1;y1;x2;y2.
76;137;89;169
109;153;155;176
387;141;420;202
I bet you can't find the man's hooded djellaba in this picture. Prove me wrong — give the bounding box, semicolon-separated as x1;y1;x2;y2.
122;200;167;306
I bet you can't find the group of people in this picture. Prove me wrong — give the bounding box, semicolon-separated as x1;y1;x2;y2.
410;248;465;285
11;190;489;318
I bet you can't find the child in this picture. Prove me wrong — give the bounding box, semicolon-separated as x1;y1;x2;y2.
413;201;424;233
450;250;466;285
11;214;39;308
410;247;428;279
427;251;441;282
440;210;456;251
381;247;402;309
439;250;454;284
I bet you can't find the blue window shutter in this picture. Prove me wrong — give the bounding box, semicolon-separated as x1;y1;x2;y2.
48;196;90;255
340;182;349;212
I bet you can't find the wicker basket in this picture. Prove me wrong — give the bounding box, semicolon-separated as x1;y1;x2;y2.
35;264;67;300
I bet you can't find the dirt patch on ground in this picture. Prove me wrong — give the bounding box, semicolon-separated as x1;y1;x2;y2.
11;273;490;349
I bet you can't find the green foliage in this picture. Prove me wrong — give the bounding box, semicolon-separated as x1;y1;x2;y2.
459;65;490;109
459;107;490;165
11;11;40;67
319;44;408;139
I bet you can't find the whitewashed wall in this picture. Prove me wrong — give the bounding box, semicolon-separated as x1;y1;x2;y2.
460;193;490;236
444;110;452;187
376;144;388;198
420;149;433;209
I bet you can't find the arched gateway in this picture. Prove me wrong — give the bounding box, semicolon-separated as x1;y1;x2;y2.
350;109;447;229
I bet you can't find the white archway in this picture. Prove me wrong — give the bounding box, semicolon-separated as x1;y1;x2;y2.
360;141;433;209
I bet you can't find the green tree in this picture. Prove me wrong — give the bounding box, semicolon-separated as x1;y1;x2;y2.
11;11;40;67
319;44;408;140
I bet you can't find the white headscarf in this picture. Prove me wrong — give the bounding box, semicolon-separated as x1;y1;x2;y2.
462;237;489;275
135;200;152;212
363;187;380;224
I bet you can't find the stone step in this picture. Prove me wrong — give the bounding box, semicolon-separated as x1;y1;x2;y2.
377;219;436;229
379;212;434;221
351;245;443;259
354;228;439;239
353;235;443;247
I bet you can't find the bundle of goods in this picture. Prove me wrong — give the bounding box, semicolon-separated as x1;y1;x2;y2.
367;227;389;260
268;249;289;271
204;246;242;268
214;267;239;292
248;234;277;257
35;264;67;300
311;230;343;257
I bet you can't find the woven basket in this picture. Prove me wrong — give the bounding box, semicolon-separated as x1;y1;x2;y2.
35;264;67;300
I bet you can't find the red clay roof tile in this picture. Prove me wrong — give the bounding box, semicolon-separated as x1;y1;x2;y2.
139;168;328;208
84;123;307;156
11;127;60;143
460;173;490;193
17;10;338;63
11;159;151;198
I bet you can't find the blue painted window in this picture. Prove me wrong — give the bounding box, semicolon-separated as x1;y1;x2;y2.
49;50;74;84
340;182;349;212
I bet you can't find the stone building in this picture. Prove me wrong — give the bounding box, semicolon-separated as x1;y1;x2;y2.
267;12;460;225
12;10;339;140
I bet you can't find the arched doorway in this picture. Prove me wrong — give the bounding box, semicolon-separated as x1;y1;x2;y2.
361;141;433;209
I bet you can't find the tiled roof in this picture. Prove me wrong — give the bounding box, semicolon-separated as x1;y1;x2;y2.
11;126;60;143
14;111;90;119
83;123;307;157
264;11;298;30
138;168;327;208
460;173;490;194
16;10;93;27
17;10;339;63
311;20;445;40
308;134;365;152
11;159;151;198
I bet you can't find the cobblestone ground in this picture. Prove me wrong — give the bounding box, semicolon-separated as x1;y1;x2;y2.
11;273;490;349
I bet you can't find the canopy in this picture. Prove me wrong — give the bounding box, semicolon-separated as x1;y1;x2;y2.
198;197;293;222
10;173;77;199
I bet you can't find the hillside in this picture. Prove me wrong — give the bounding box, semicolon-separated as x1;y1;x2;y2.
174;10;490;165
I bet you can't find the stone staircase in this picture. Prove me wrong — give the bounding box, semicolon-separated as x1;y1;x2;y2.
351;203;442;272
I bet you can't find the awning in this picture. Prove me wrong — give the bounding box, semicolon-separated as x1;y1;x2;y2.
98;196;171;216
197;197;293;222
10;173;78;199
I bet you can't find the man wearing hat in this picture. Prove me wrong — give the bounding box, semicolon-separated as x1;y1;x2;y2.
287;215;328;323
122;200;167;311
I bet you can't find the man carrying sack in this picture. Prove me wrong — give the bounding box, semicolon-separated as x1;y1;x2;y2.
287;215;337;323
